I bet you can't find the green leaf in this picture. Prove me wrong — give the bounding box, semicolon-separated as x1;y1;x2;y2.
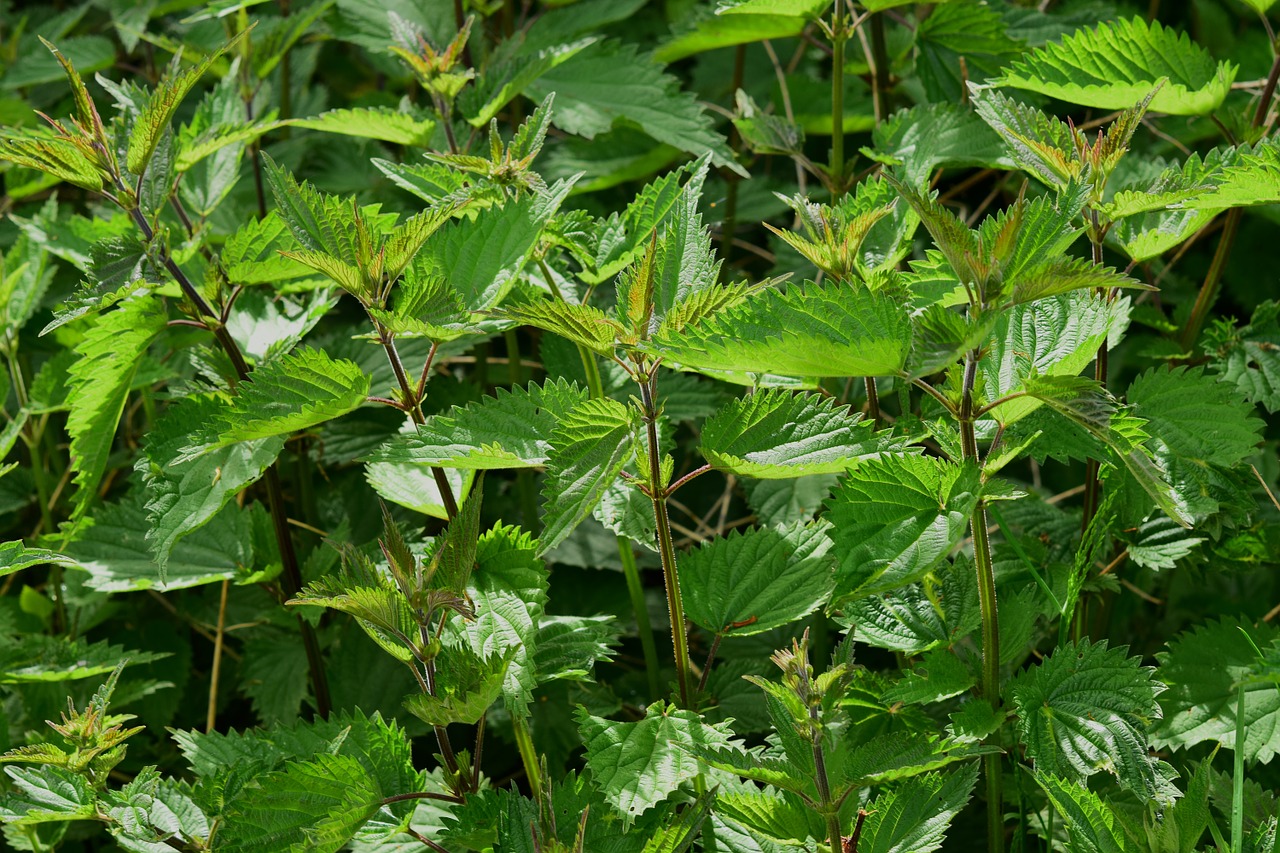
1022;374;1192;527
62;492;251;592
261;154;359;267
370;379;589;470
969;87;1082;189
1010;639;1164;797
0;543;81;579
979;292;1124;426
655;8;816;64
533;614;619;682
577;702;732;820
1153;617;1280;764
462;39;593;127
650;281;911;381
501;297;624;357
539;398;639;554
216;754;384;853
858;764;980;853
288;106;435;146
403;648;510;726
1128;364;1261;473
220;213;313;285
0;767;96;824
138;395;284;580
240;637;310;725
991;17;1235;115
184;349;370;453
826;456;981;603
65;298;167;519
700;389;907;479
840;585;951;653
0;634;166;683
678;520;836;635
128;34;242;175
525;40;743;175
867;102;1013;189
841;732;998;789
0;129;103;191
1033;772;1137;853
1207;300;1280;413
884;650;976;705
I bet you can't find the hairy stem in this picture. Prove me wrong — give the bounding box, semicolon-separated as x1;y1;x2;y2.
960;348;1003;853
1232;679;1247;853
512;713;544;803
639;371;693;707
206;580;229;732
1082;219;1106;532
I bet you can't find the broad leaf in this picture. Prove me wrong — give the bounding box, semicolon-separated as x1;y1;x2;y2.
370;379;588;470
65;298;167;518
992;17;1235;115
678;520;836;635
1010;639;1164;797
0;543;81;579
0;767;96;824
288;106;435;146
650;282;912;381
539;398;639;554
700;389;907;479
826;456;980;603
1034;772;1137;853
1207;300;1280;413
858;764;980;853
0;634;166;683
577;702;732;819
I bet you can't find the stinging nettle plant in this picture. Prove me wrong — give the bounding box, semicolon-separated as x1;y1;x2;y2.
0;2;1279;852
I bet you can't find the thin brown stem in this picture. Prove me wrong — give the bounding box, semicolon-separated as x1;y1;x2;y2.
206;580;229;732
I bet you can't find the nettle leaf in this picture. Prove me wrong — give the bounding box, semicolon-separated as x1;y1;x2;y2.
128;34;243;175
1153;617;1280;764
1207;300;1280;413
288;106;435;146
184;348;370;455
404;648;510;727
979;292;1123;426
970;86;1083;189
501;297;624;357
650;281;911;381
655;1;826;63
65;298;167;519
678;519;836;635
1022;374;1191;527
525;39;742;175
372;379;588;470
1128;365;1261;468
0;543;81;579
991;17;1235;115
1010;639;1164;797
858;764;980;853
867;102;1013;189
0;766;96;824
0;634;166;683
884;650;976;705
826;455;980;604
533;614;619;682
220;213;311;285
539;397;639;554
577;702;733;821
1034;772;1137;853
216;753;384;853
700;389;906;479
840;585;951;653
137;395;284;580
841;732;999;789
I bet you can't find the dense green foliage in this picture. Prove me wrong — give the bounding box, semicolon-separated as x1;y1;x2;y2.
1;1;1279;851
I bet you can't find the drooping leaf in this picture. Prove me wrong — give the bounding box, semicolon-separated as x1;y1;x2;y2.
1010;639;1164;797
858;764;980;853
991;17;1235;115
826;456;981;603
370;379;589;470
650;281;912;381
539;398;639;554
0;767;96;824
183;348;370;454
1153;617;1280;764
577;702;733;820
678;520;836;635
288;106;435;146
700;389;907;479
0;543;81;579
403;648;510;727
65;298;167;519
0;634;166;683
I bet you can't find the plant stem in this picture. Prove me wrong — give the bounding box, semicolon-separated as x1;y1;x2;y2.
512;713;543;800
505;328;539;533
125;205;331;718
639;371;693;708
620;541;663;698
829;2;846;202
1232;679;1247;853
1082;219;1107;532
960;348;1004;853
206;580;229;732
869;11;891;123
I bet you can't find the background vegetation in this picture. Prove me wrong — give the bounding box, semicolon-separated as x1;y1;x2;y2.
0;0;1279;851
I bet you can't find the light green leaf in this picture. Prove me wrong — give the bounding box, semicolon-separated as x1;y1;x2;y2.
370;379;589;470
1153;618;1280;764
1207;300;1280;413
138;395;284;580
525;39;742;175
220;213;313;285
501;297;624;357
842;732;997;789
991;17;1235;115
403;648;510;726
1127;366;1262;468
650;282;911;381
679;520;836;635
0;634;166;683
655;10;815;64
533;615;619;682
840;585;951;653
365;462;471;520
884;650;976;705
65;298;167;519
1010;639;1164;797
0;543;81;579
827;456;980;603
1034;772;1137;853
858;764;979;853
0;767;96;824
288;106;435;146
701;389;906;479
577;702;732;820
539;398;639;554
868;102;1013;188
184;349;370;454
